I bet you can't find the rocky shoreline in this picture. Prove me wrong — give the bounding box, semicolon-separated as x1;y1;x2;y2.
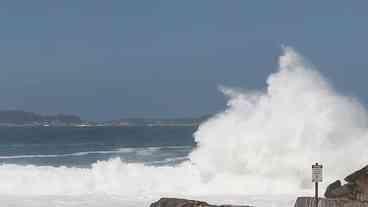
294;164;368;207
294;197;368;207
149;165;368;207
324;165;368;202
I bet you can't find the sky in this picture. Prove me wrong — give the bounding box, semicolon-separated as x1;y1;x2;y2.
0;1;367;120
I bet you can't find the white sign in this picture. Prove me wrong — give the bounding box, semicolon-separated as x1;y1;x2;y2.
312;164;323;182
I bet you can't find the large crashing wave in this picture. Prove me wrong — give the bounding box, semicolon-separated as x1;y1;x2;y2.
1;47;367;196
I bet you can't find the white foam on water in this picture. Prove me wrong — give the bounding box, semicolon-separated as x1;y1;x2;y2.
0;151;117;159
0;146;191;160
1;47;367;206
146;156;189;165
0;194;296;207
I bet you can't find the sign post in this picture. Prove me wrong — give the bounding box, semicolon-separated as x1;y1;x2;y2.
312;163;323;207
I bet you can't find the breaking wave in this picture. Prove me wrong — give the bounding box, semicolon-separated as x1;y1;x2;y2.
1;47;367;197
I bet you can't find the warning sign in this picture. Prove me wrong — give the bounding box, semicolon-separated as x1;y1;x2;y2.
312;163;323;182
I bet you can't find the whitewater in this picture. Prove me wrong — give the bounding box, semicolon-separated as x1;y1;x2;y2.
1;47;368;207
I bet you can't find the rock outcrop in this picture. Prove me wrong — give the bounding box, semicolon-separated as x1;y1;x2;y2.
324;165;368;202
149;198;253;207
294;197;368;207
295;165;368;207
324;180;356;200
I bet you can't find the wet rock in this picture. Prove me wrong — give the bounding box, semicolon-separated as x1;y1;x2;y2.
345;166;368;194
325;180;356;199
345;166;368;183
149;198;209;207
149;198;253;207
325;180;343;198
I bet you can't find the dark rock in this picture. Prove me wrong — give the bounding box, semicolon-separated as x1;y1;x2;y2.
149;198;209;207
324;164;368;202
325;180;356;199
325;180;342;198
345;165;368;183
149;198;253;207
294;197;368;207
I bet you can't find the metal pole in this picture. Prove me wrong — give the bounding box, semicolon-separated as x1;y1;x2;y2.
315;181;318;207
314;162;319;207
312;162;322;207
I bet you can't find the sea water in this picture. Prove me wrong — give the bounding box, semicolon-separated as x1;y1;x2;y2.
0;127;295;207
0;126;195;167
1;47;368;206
0;126;200;206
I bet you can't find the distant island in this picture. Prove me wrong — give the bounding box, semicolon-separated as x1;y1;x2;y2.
106;116;209;127
0;110;209;127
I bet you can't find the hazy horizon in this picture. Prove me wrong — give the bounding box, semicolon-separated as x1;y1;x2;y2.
0;109;211;121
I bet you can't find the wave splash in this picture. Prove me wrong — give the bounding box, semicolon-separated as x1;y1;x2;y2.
1;47;368;196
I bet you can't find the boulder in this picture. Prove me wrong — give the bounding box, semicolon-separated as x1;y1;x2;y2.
149;198;209;207
149;198;253;207
324;180;356;199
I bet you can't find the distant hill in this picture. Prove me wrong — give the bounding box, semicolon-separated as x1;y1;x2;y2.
107;115;211;126
0;110;82;125
0;110;211;127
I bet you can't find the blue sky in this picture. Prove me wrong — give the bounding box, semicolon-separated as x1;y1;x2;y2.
0;1;367;120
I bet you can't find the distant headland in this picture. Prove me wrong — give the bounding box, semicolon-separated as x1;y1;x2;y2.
0;110;209;127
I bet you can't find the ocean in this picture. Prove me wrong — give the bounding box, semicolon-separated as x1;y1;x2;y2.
0;126;296;207
2;47;367;206
0;126;196;167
